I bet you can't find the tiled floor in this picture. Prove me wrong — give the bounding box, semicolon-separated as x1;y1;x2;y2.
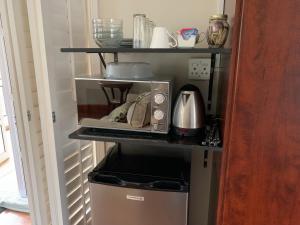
0;159;29;213
0;209;31;225
0;159;18;193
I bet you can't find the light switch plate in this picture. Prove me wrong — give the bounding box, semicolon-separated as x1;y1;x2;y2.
188;58;211;80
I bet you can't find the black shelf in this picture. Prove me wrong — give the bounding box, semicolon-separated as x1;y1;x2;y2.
60;47;231;54
69;127;222;151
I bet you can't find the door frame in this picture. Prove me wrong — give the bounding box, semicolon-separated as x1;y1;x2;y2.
0;23;27;197
25;0;68;223
0;78;9;163
0;0;50;224
0;120;9;164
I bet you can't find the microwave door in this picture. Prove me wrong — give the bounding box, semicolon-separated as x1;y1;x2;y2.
76;79;152;132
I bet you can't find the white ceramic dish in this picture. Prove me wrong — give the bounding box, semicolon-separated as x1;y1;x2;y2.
177;35;196;48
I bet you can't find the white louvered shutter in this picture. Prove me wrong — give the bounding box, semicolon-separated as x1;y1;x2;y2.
26;0;97;224
64;142;94;225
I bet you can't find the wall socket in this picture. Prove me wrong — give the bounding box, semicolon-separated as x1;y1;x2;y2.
188;58;211;80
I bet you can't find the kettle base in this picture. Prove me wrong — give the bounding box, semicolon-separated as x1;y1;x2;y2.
173;127;205;137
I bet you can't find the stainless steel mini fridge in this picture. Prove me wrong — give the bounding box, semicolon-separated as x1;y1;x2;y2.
88;146;190;225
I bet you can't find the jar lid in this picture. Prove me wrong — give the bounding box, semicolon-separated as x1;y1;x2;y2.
209;14;228;20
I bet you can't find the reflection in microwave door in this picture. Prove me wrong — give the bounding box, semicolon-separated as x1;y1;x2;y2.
104;101;133;123
97;92;152;128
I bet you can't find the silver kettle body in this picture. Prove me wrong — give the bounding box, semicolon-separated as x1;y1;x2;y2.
172;84;205;136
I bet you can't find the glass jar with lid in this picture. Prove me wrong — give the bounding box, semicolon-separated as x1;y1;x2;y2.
206;14;229;48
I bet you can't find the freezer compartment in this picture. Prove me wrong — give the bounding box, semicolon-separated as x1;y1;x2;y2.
90;173;186;192
88;145;190;192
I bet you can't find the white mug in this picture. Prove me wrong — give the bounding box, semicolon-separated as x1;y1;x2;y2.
150;27;177;48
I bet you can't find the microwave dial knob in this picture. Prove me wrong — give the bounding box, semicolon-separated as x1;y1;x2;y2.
154;93;165;105
154;109;164;121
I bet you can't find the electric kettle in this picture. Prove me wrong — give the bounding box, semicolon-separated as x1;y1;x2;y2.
172;84;205;136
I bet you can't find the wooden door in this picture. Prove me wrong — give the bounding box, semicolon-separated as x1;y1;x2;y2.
218;0;300;225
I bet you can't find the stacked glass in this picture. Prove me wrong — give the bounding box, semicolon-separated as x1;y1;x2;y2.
93;18;123;47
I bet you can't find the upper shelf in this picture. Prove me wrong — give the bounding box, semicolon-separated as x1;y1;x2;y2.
60;47;231;54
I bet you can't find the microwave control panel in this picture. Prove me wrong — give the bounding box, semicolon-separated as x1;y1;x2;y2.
151;82;171;133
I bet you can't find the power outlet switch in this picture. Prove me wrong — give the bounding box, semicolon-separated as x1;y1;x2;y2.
188;58;211;80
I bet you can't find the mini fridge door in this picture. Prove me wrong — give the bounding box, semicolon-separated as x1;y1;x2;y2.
90;183;188;225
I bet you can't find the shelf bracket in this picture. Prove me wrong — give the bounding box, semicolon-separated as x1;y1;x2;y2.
114;52;118;62
98;53;106;69
207;53;216;111
96;52;118;71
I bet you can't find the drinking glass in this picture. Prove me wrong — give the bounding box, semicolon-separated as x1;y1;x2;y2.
133;14;146;48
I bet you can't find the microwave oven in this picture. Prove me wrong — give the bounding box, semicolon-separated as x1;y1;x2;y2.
74;76;172;134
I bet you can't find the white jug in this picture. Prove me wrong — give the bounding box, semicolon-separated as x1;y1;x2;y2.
150;27;177;48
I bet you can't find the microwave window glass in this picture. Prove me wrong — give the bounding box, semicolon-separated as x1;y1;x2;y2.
76;80;152;131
